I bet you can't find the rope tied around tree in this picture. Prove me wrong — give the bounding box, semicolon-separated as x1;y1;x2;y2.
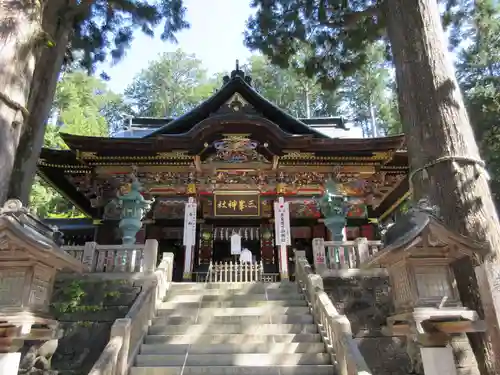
0;91;30;120
408;155;490;192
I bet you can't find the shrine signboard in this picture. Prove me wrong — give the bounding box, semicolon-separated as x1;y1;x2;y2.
214;192;260;217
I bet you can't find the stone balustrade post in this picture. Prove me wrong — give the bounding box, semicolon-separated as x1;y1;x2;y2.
82;241;97;270
0;353;21;375
421;347;457;375
306;273;324;321
354;237;369;267
163;252;174;282
142;239;158;274
110;318;131;375
312;237;327;274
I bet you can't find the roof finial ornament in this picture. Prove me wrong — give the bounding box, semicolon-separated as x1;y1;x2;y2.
221;59;252;87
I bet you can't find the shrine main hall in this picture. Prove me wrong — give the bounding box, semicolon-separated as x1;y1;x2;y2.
37;66;409;281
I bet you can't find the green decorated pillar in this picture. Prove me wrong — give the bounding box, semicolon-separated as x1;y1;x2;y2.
319;180;349;267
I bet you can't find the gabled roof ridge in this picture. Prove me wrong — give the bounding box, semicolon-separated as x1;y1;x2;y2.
144;75;329;138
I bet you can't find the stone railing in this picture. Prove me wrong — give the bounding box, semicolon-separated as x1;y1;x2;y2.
313;237;383;271
295;255;372;375
88;250;174;375
206;260;265;282
62;240;158;273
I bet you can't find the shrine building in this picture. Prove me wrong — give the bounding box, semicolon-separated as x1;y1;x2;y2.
37;65;409;281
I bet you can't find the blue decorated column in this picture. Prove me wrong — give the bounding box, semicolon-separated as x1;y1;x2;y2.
319;180;349;267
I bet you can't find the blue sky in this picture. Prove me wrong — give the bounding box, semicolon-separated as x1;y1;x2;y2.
105;0;254;93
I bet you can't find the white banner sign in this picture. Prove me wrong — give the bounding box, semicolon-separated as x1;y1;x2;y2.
274;197;291;246
183;198;197;247
231;233;242;255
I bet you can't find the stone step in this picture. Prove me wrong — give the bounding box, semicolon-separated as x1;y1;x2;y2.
140;342;326;355
152;313;314;325
166;288;303;297
164;293;305;302
169;282;298;292
148;323;317;335
144;333;323;345
130;365;335;375
156;306;310;316
135;353;331;367
159;299;307;309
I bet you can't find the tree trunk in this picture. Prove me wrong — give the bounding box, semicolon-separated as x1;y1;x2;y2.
8;0;71;204
385;0;500;371
0;0;44;204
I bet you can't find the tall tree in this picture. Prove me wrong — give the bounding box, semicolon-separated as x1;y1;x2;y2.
53;71;111;137
0;0;45;204
3;0;188;205
125;49;216;117
341;43;400;137
29;71;117;217
245;0;500;369
244;55;343;118
456;0;500;207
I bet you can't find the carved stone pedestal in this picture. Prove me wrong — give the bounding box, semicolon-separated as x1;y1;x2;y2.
421;347;457;375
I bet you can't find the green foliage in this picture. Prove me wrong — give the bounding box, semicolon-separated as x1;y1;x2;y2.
340;43;401;136
51;280;87;314
68;0;189;73
29;176;84;218
455;0;500;207
30;71;121;218
51;280;107;314
104;290;121;300
124;49;217;117
244;55;343;118
54;71;111;137
244;0;466;90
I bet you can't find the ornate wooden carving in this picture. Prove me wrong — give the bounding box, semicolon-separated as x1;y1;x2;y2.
153;198;187;219
287;198;321;218
198;224;213;264
261;198;273;218
260;224;274;263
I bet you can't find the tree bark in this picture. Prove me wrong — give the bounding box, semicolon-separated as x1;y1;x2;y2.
385;0;500;371
8;0;71;204
0;0;44;204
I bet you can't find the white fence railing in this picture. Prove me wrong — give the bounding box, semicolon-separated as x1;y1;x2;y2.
295;255;372;375
62;240;158;273
206;261;265;283
313;237;383;270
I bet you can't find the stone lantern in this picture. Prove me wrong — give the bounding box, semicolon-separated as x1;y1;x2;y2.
117;178;154;244
367;198;486;375
0;199;85;375
318;180;349;267
319;179;349;241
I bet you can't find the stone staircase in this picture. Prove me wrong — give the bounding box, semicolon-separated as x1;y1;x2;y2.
130;282;335;375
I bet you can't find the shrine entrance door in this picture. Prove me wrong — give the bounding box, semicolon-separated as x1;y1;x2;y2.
212;226;261;263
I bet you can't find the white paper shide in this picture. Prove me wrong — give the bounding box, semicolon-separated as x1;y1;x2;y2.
231;233;242;255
